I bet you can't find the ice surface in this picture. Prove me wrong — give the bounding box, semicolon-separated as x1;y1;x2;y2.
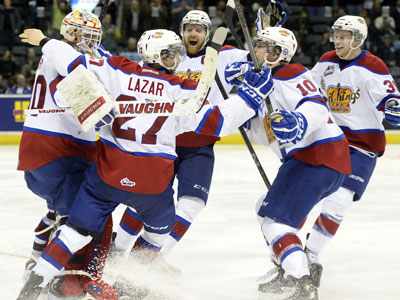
1;144;400;299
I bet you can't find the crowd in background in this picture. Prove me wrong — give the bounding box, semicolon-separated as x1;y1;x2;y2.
1;0;400;94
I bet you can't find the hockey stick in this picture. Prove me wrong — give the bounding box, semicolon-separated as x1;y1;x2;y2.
228;0;274;114
223;0;272;188
98;0;111;22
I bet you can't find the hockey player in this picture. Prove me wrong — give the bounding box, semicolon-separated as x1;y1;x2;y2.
17;9;115;300
304;15;400;287
16;27;274;299
225;26;352;300
114;2;287;273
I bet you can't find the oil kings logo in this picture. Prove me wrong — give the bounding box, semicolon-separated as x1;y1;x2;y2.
327;83;360;113
175;69;202;82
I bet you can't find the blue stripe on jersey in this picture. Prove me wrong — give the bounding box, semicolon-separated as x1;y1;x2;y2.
295;96;328;110
105;59;196;91
339;126;384;134
287;133;346;157
67;55;87;74
99;137;177;160
376;94;400;110
97;45;111;58
22;126;96;145
194;106;224;136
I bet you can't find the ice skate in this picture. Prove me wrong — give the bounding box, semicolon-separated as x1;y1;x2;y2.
112;277;149;300
258;262;296;294
23;257;37;284
305;247;323;288
17;271;44;300
150;255;182;277
280;275;318;300
47;276;86;300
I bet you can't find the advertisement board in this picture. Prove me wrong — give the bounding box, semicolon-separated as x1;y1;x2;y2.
0;95;30;144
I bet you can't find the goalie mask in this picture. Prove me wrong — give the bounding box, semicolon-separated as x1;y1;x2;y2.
138;29;186;71
180;10;211;51
60;10;102;54
330;15;368;46
256;27;297;65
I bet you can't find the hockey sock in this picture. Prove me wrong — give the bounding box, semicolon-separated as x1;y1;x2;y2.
305;213;341;255
31;210;56;258
131;236;161;263
116;207;143;251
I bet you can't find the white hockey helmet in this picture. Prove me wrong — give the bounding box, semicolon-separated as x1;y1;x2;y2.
60;10;102;53
137;29;186;70
180;10;212;50
256;27;298;64
330;15;368;45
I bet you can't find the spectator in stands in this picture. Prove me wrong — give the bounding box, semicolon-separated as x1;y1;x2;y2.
374;6;396;36
0;0;21;49
21;64;36;87
51;0;70;38
8;73;32;94
171;0;196;32
118;37;141;62
210;0;225;32
377;34;397;67
101;13;121;54
22;47;40;69
305;0;325;17
345;0;363;16
0;49;19;81
147;0;170;30
391;0;400;35
123;0;145;40
0;74;7;94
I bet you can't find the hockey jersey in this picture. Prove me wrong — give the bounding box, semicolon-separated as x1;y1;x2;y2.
246;63;351;175
41;40;255;194
17;55;97;171
174;45;249;147
311;50;400;156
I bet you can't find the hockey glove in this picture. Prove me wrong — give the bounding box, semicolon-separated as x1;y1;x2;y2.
385;99;400;127
256;0;287;34
237;66;274;112
225;62;255;86
269;110;308;144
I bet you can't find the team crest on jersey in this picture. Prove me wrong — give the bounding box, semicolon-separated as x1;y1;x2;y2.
263;115;276;143
175;70;202;82
327;83;360;113
120;177;136;187
324;65;335;76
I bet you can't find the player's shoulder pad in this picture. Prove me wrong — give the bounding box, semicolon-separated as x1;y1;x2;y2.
273;63;307;80
318;50;339;63
356;51;390;74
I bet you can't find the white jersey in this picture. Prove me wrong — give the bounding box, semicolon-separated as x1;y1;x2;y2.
174;46;249;147
246;63;351;175
18;55;97;171
311;50;400;156
41;39;255;194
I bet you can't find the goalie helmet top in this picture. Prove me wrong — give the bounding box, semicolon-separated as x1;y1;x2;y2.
330;15;368;45
256;27;297;64
60;10;102;53
180;10;211;50
138;29;186;70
